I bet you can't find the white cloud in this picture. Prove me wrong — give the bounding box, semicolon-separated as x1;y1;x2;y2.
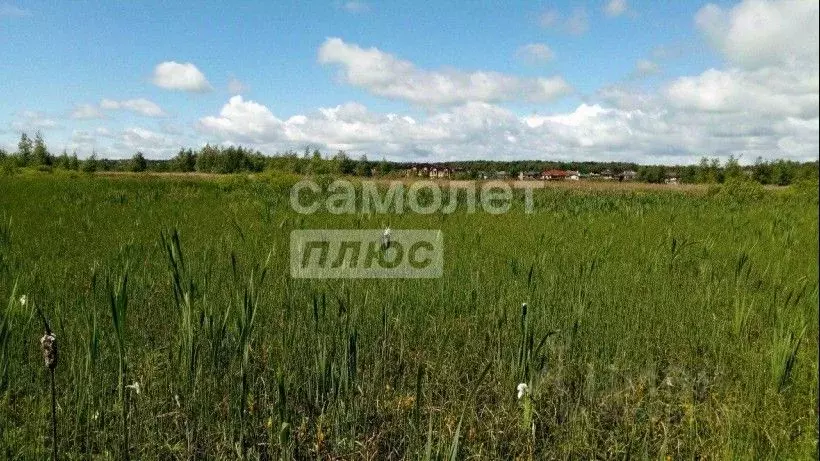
634;59;660;76
152;61;212;92
196;91;818;164
12;111;59;131
517;43;555;64
695;0;819;69
540;7;589;35
122;127;172;148
100;98;166;117
664;67;818;118
71;104;105;120
199;96;284;143
317;37;572;106
228;77;249;95
604;0;627;17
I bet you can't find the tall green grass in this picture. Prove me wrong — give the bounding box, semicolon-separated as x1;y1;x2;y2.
0;174;816;458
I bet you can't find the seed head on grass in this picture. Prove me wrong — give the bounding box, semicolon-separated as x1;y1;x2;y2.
516;382;529;400
40;332;58;369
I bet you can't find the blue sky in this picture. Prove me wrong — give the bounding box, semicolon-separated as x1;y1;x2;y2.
0;0;817;164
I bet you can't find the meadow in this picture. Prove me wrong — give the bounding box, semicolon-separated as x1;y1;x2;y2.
0;172;817;459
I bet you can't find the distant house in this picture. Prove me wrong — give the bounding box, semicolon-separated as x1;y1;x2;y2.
542;169;568;180
518;171;540;180
494;171;509;179
429;167;451;179
567;170;580;181
600;169;614;180
621;170;638;181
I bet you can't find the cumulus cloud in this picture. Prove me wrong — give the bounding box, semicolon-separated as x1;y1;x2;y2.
195;91;818;163
71;104;105;120
318;37;572;106
517;43;555;64
100;98;166;117
695;0;819;69
152;61;212;92
604;0;628;17
12;110;59;131
665;67;818;118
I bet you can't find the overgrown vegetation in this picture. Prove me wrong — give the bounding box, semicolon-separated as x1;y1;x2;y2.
0;173;816;458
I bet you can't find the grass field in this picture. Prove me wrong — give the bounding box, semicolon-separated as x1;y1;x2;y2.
0;172;817;459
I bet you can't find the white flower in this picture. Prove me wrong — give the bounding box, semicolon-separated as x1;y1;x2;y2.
18;295;27;306
383;227;391;237
517;382;529;400
126;381;141;395
174;394;181;408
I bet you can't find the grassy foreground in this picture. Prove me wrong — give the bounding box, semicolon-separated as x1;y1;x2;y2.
0;172;817;459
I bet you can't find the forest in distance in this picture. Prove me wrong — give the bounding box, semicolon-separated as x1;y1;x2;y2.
2;131;818;186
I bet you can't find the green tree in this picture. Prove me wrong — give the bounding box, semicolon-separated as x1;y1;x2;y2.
32;131;52;166
680;165;698;184
771;160;795;186
68;152;80;171
752;157;772;184
17;132;33;166
638;165;666;183
174;148;196;172
55;149;70;169
307;149;329;175
130;152;147;172
355;155;371;177
711;158;724;183
82;153;98;173
377;157;392;176
724;155;743;181
333;150;355;175
196;144;219;173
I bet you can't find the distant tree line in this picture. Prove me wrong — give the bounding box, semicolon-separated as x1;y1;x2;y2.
1;131;817;185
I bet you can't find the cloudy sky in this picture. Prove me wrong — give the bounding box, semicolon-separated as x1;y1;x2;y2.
0;0;817;164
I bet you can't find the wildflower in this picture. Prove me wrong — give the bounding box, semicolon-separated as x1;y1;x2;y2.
40;332;58;369
126;381;141;395
174;394;181;408
19;295;27;306
381;226;392;249
516;382;529;400
664;377;673;387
